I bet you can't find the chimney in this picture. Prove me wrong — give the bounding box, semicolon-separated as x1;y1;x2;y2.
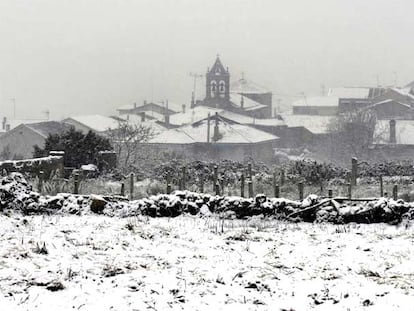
2;117;6;130
6;124;10;132
143;100;147;106
191;92;195;108
182;104;186;113
390;119;396;144
141;112;145;122
133;102;137;109
165;114;170;126
213;112;219;142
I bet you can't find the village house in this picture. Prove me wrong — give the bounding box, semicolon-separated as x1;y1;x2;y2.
0;121;72;160
147;113;279;163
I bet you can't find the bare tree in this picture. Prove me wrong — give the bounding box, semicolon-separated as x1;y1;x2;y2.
107;121;156;171
327;109;378;163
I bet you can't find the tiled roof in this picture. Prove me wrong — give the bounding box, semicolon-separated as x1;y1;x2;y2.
63;115;121;132
292;96;339;107
25;121;72;138
149;118;278;145
281;114;333;134
230;78;270;94
229;93;267;111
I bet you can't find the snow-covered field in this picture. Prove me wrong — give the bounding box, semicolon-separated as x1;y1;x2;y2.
1;215;414;310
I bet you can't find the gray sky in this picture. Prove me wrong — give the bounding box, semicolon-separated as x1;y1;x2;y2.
1;0;414;120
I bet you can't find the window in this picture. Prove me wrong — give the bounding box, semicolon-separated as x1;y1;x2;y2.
219;80;225;93
211;81;217;92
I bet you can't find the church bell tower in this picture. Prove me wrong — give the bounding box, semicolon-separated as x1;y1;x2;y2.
205;55;230;107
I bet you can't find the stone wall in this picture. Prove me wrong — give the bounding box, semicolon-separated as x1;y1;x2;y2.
0;156;64;178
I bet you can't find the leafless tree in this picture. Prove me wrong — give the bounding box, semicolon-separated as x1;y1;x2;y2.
327;109;379;163
107;121;156;171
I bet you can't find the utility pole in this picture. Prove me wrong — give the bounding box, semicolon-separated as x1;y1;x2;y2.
393;71;398;87
189;72;203;108
11;98;16;119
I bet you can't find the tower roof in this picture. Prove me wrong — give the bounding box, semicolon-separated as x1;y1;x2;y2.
209;55;228;75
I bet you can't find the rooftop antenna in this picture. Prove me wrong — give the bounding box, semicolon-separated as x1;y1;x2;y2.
375;74;380;87
189;72;203;108
42;109;50;120
10;98;16;119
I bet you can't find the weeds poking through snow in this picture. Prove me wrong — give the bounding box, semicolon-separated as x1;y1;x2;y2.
102;263;124;277
32;242;48;255
358;268;381;278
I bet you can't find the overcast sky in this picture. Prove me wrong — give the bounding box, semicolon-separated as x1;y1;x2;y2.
1;0;414;120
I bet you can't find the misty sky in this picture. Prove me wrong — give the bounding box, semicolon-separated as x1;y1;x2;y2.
1;0;414;120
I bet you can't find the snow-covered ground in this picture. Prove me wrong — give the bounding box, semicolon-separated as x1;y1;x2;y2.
1;215;414;310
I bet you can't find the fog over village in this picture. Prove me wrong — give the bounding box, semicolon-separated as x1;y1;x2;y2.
3;1;414;310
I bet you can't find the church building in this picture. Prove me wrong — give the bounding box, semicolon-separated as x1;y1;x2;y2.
197;56;273;118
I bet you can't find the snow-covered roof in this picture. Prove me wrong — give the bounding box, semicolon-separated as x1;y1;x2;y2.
63;115;121;132
229;93;267;111
25;121;72;138
328;87;371;99
374;120;414;145
404;80;414;89
117;101;182;113
168;106;222;126
366;99;414;110
149;119;278;145
219;111;285;126
230;78;270;94
281;114;333;134
390;87;414;101
292;96;339;107
4;119;49;131
118;115;166;134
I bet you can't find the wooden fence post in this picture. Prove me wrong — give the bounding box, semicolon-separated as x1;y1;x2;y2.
182;166;186;190
215;182;220;196
73;170;80;194
298;182;304;200
199;176;204;193
328;189;333;198
38;171;44;193
129;172;135;200
166;175;172;194
351;157;358;186
379;176;384;197
248;180;253;198
240;174;245;197
120;182;125;196
280;169;285;186
248;162;252;180
213;165;218;192
347;183;352;199
393;184;398;200
220;178;225;195
275;184;280;198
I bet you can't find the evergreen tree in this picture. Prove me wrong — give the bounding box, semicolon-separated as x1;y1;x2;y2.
33;127;113;168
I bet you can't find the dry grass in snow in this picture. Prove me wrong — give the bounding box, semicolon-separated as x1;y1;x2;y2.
1;215;414;310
